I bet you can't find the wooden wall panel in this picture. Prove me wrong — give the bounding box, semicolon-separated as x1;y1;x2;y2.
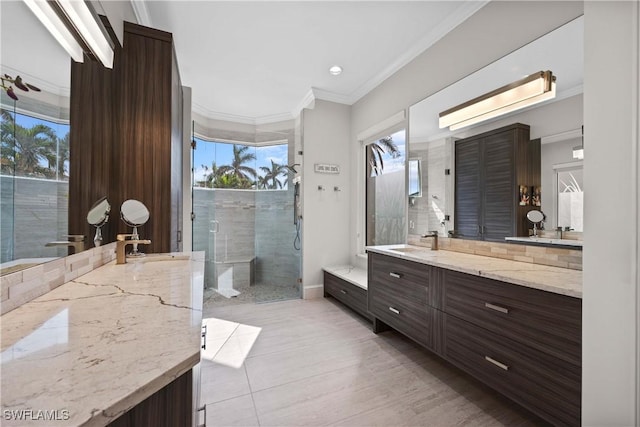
69;54;116;251
70;21;182;254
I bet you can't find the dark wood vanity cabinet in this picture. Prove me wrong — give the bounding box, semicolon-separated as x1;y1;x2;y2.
367;253;443;352
367;252;581;426
454;123;541;242
323;271;371;321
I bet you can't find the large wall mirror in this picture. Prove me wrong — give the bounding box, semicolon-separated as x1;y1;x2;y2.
408;16;584;244
1;2;115;272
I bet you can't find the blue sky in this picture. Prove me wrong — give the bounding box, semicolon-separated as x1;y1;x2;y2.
193;138;289;183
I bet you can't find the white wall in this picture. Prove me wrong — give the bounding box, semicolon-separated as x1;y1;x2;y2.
583;1;639;425
97;1;137;46
301;100;351;298
349;1;584;260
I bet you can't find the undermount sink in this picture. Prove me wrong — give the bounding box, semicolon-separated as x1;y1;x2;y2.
133;254;191;263
389;246;428;254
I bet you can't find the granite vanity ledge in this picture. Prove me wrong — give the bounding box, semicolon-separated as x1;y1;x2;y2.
0;251;205;427
323;265;368;290
366;245;582;299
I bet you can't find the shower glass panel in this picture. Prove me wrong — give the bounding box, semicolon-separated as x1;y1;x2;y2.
192;136;301;306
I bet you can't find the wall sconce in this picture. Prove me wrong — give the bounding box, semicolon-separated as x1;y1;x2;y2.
23;0;114;68
439;70;556;131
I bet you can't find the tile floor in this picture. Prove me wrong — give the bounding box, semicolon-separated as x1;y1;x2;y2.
200;298;548;427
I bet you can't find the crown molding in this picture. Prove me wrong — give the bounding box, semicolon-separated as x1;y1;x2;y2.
192;102;294;126
292;88;317;118
310;87;351;105
130;0;152;27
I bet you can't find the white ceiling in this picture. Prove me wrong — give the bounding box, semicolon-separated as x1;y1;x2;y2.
139;1;486;124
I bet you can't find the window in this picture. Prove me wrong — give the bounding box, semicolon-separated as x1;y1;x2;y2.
193;138;289;190
365;129;406;246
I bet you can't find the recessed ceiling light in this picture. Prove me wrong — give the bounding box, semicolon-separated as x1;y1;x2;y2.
329;65;343;76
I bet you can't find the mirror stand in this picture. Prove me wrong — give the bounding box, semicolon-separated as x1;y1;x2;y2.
128;226;144;257
94;227;103;247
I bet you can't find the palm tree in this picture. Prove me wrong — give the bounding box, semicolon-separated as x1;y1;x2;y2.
218;145;257;183
368;136;400;176
205;161;223;188
258;160;286;189
9;123;57;177
1;109;16;174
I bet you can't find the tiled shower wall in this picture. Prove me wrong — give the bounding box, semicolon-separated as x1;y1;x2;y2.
193;188;300;288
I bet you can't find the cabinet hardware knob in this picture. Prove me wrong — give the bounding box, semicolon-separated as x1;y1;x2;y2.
484;302;509;314
485;356;509;371
388;307;400;314
389;272;402;279
340;289;347;294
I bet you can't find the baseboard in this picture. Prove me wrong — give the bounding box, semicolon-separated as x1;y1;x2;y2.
302;284;324;300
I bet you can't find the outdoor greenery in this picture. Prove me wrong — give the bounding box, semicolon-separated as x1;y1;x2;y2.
368;135;400;176
0;109;70;180
197;144;289;190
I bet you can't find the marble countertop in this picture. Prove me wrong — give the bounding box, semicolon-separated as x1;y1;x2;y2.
1;252;204;426
366;245;582;298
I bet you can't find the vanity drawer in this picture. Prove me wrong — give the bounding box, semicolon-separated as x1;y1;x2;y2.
443;270;581;365
323;272;371;320
444;314;580;427
368;252;430;294
368;279;430;348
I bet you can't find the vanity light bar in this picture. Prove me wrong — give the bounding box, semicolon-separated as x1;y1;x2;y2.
22;0;114;69
23;0;84;63
56;0;114;68
439;71;556;130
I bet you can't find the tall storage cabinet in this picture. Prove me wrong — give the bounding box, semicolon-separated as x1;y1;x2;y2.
454;123;540;241
70;21;183;253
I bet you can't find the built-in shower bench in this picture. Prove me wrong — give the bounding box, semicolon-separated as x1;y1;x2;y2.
322;266;371;321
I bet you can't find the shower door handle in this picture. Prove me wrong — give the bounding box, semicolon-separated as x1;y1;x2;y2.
209;220;219;233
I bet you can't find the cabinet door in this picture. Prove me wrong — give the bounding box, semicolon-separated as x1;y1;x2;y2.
482;131;516;241
454;139;481;240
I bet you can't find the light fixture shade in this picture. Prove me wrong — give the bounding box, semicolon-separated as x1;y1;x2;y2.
439;71;556;130
23;0;84;63
57;0;114;68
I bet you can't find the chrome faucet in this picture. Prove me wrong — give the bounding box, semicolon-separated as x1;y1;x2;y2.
421;231;438;250
116;234;151;264
45;235;85;254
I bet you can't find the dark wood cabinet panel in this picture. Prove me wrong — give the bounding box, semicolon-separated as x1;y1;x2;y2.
454;139;481;240
69;22;182;252
454;123;539;242
323;272;371;321
443;270;582;365
368;252;430;294
108;368;193;427
445;314;580;426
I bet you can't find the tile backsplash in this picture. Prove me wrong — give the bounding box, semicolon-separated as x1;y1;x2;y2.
408;235;582;270
1;242;117;314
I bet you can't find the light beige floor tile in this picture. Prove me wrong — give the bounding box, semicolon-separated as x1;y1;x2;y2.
205;394;259;427
200;360;252;405
252;363;397;427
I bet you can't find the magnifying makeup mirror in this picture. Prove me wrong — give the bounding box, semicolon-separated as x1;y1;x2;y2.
526;209;545;237
87;197;111;247
120;199;150;256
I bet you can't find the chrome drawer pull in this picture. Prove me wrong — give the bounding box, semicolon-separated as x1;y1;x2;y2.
389;272;402;279
485;356;509;371
484;302;509;314
340;289;347;295
388;307;400;314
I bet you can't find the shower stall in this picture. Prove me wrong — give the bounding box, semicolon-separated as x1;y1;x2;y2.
191;136;301;305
